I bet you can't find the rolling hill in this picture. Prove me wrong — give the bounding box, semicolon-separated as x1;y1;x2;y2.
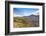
13;14;39;28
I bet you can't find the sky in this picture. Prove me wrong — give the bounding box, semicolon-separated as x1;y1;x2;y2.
13;8;39;17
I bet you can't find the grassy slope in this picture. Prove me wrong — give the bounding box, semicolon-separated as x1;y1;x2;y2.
13;17;32;28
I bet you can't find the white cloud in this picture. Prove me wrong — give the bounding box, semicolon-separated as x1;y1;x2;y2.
32;11;39;15
13;14;23;17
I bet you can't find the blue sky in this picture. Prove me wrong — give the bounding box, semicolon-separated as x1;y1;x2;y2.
13;8;39;17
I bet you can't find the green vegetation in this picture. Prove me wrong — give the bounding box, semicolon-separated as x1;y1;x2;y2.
13;17;32;28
